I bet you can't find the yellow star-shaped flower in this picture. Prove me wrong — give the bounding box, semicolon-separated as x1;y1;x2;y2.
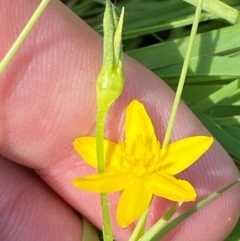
73;100;214;227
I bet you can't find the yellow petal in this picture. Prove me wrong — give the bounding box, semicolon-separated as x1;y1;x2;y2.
116;179;152;227
125;100;158;154
146;172;196;201
159;136;214;175
73;171;134;192
74;137;123;169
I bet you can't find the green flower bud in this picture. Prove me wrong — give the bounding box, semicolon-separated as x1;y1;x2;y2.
96;0;125;109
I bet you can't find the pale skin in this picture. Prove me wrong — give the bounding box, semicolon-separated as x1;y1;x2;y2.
0;0;240;240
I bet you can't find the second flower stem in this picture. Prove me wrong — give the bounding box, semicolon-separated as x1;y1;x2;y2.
162;0;204;148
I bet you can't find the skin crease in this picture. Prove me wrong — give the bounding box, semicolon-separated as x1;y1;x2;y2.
0;0;239;240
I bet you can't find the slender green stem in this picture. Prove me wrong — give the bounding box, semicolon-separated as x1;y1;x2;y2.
129;208;149;241
162;0;204;148
138;203;179;241
0;0;50;74
147;0;204;239
132;1;204;239
96;105;113;241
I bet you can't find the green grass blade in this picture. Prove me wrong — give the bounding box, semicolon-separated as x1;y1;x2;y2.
183;0;240;24
213;116;240;126
82;217;100;241
154;57;240;83
222;126;240;140
128;25;240;70
0;0;50;74
225;218;240;241
196;112;240;159
206;105;240;118
192;78;240;112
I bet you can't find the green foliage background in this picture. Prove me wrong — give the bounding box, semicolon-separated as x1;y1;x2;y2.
62;0;240;240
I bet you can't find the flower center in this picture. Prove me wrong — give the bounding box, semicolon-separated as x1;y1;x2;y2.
120;135;161;179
